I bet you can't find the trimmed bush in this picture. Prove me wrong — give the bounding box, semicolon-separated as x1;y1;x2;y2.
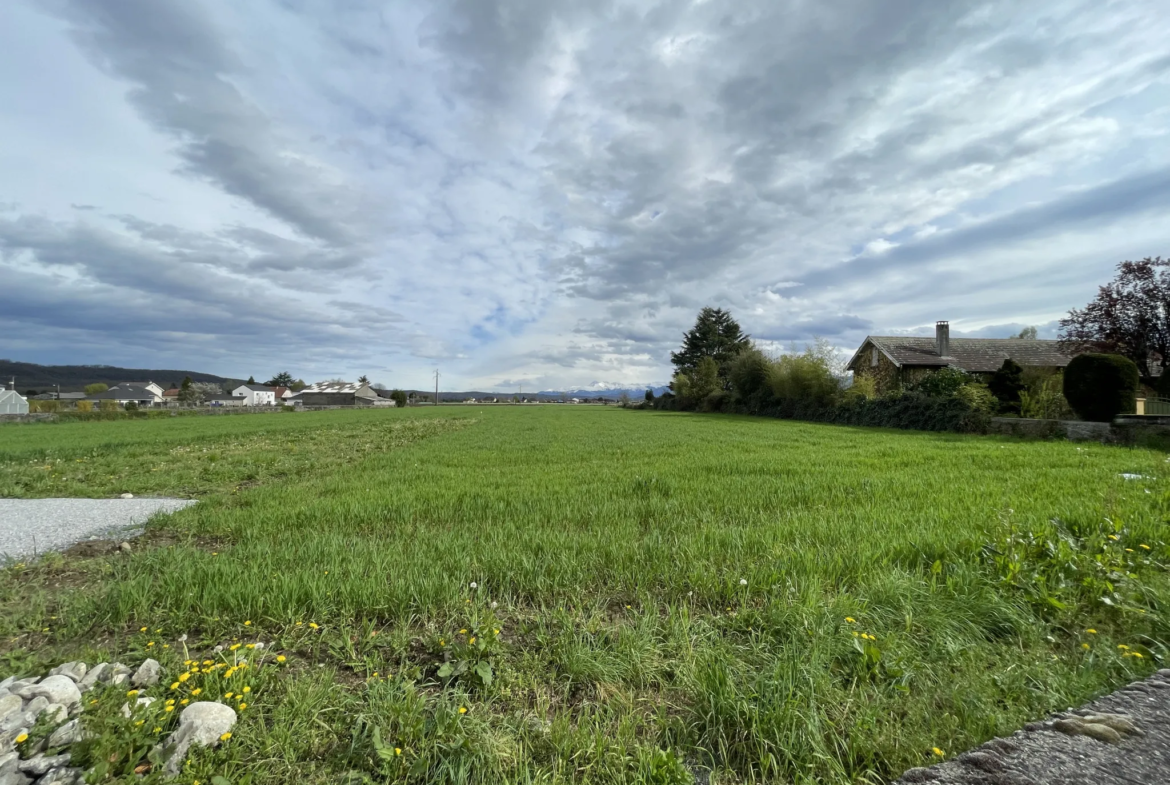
988;359;1025;414
1062;353;1139;422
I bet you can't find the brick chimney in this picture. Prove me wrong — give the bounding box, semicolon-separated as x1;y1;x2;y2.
936;320;950;357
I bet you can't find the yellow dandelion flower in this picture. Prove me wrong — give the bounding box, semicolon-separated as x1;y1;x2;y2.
147;641;155;647
203;660;213;665
276;655;286;663
244;620;252;626
165;705;175;712
170;682;180;690
238;703;247;710
1126;548;1134;553
1133;652;1144;658
1140;544;1151;550
184;659;193;666
494;629;500;635
1108;534;1119;541
439;640;445;647
309;622;319;629
135;720;144;726
469;637;476;644
458;707;468;714
242;686;251;694
932;747;944;757
180;699;189;704
139;626;147;632
14;734;28;744
1082;643;1091;649
1086;629;1097;634
166;699;175;705
225;692;234;699
296;621;303;626
845;617;856;623
459;629;467;634
192;688;202;696
178;672;191;682
220;732;232;742
126;689;139;697
230;643;241;651
1118;644;1130;650
152;726;161;733
395;748;402;755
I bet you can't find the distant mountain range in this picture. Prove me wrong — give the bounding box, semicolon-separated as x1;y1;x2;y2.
0;360;239;393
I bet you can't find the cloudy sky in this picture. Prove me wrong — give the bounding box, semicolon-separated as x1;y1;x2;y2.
3;1;1169;391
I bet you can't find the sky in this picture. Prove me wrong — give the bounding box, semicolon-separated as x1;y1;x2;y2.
2;0;1169;392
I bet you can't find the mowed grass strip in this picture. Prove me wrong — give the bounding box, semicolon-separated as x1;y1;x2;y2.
2;406;1169;784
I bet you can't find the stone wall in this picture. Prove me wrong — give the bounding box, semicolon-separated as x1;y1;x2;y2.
988;416;1170;444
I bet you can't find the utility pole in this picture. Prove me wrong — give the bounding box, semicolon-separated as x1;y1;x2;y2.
434;369;440;406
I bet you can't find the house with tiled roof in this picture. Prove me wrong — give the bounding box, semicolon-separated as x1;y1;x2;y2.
847;321;1075;394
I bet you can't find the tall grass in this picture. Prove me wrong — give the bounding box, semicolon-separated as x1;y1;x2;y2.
1;407;1168;784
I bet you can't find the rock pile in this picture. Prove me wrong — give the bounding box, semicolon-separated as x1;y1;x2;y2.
0;658;236;785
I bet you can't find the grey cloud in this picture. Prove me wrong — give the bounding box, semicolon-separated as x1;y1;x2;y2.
53;0;371;247
70;203;97;210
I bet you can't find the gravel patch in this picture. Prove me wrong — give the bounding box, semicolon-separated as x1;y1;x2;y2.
0;498;196;559
895;670;1170;784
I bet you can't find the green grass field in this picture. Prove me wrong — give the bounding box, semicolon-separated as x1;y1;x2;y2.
2;407;1168;784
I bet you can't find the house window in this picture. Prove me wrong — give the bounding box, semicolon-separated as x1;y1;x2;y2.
871;347;879;367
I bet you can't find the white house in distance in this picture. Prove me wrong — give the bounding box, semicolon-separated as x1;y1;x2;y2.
232;384;278;405
0;384;29;415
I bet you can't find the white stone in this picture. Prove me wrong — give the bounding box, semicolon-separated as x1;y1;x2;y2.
24;677;80;709
76;664;107;693
18;752;69;777
48;664;85;684
0;751;16;774
120;493;134;499
42;704;67;725
38;768;82;785
103;664;130;686
157;702;236;775
0;768;30;785
47;720;82;749
131;659;160;687
120;697;156;719
0;679;12;694
0;697;20;727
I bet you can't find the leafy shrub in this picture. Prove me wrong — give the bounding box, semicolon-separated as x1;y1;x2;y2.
29;400;59;413
783;392;988;432
728;346;773;405
910;367;972;398
124;401;138;411
843;374;876;401
1063;353;1139;422
75;400;93;413
768;351;839;409
703;389;731;412
988;359;1026;414
390;389;408;408
99;400;119;412
1019;372;1072;420
954;383;996;414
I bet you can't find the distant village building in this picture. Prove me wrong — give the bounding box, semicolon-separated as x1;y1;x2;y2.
289;381;382;407
86;382;165;407
232;384;278;406
0;384;29;415
847;321;1074;394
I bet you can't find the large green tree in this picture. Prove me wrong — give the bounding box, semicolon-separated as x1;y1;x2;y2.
671;307;750;379
265;372;295;387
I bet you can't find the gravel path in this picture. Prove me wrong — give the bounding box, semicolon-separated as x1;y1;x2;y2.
896;669;1170;784
0;498;196;559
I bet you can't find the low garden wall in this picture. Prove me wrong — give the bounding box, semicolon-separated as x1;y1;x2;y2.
989;415;1170;444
